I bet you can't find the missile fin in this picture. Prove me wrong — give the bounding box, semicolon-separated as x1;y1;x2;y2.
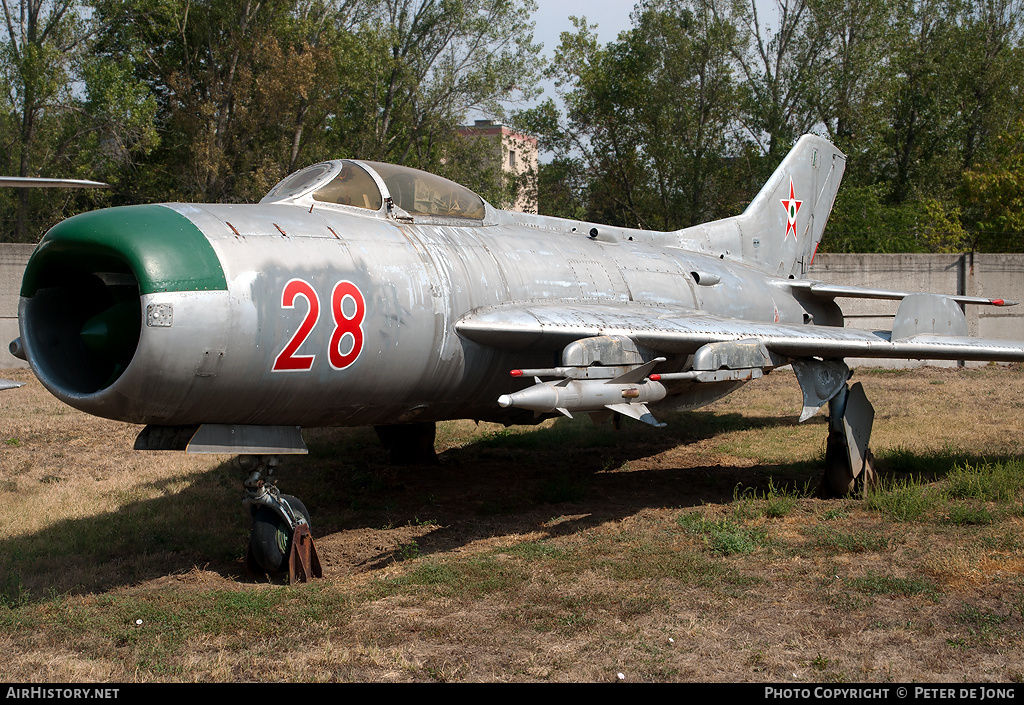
605;403;666;428
609;357;666;384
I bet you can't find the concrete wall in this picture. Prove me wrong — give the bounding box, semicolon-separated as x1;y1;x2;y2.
2;245;1023;369
1;244;35;368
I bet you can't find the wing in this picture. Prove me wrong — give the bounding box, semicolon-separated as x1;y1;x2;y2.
455;300;1024;363
457;296;1024;427
0;177;109;189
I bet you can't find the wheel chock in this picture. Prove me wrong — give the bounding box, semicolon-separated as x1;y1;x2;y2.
288;523;323;584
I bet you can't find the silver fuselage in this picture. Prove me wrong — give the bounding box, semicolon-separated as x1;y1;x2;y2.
20;201;811;426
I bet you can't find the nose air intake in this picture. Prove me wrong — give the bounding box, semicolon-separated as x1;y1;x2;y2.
18;204;227;396
21;265;142;393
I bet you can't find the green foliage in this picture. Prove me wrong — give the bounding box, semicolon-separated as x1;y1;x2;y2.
0;0;157;241
5;0;1024;252
1;0;543;230
531;0;1024;253
541;2;750;229
823;185;969;253
962;121;1024;251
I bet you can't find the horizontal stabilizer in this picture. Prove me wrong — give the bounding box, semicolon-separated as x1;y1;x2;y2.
791;280;1016;307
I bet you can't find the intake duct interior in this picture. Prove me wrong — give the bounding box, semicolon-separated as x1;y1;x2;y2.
21;247;141;395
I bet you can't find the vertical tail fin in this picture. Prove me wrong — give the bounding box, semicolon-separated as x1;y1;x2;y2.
741;135;847;277
677;135;846;278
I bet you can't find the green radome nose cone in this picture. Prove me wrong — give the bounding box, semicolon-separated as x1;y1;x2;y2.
80;300;141;358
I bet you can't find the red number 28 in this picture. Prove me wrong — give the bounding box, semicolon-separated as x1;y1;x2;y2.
272;279;365;372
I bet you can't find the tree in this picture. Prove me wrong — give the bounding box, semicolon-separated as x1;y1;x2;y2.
91;0;542;204
91;0;363;202
810;0;1024;252
961;120;1024;252
540;1;745;230
0;0;156;241
719;0;826;166
349;0;542;168
804;0;896;161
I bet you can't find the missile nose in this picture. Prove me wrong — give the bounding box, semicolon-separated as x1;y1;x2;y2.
497;394;513;408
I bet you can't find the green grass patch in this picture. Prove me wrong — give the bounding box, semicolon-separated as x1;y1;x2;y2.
943;503;995;525
943;460;1024;502
678;512;769;556
864;476;940;522
948;604;1011;646
862;458;1024;526
378;554;530;599
810;527;890;553
0;584;350;676
846;571;940;601
733;479;814;519
820;506;851;521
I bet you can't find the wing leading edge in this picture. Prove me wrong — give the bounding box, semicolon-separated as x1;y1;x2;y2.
454;301;1024;363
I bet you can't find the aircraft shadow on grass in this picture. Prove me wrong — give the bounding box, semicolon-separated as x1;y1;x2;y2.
0;410;1005;602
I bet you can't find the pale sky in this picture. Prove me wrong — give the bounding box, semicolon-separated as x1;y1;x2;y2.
530;1;781;57
532;1;638;55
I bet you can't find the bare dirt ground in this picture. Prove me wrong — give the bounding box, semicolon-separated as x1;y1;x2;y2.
1;364;1023;682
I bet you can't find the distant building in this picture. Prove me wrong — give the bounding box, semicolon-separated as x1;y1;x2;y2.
457;119;538;213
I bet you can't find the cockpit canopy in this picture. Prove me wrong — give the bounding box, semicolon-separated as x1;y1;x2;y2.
262;160;486;221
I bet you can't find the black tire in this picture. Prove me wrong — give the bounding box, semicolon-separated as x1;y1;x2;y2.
249;494;311;574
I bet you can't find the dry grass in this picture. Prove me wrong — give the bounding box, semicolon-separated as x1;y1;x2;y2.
1;364;1023;682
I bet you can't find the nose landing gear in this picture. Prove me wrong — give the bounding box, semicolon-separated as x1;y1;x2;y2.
240;455;322;582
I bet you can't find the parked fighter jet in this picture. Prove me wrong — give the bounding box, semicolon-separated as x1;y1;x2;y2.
11;135;1024;577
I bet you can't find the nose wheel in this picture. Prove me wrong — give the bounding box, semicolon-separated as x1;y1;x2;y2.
240;455;322;582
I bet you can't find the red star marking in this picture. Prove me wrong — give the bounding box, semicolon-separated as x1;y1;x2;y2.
781;177;802;240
